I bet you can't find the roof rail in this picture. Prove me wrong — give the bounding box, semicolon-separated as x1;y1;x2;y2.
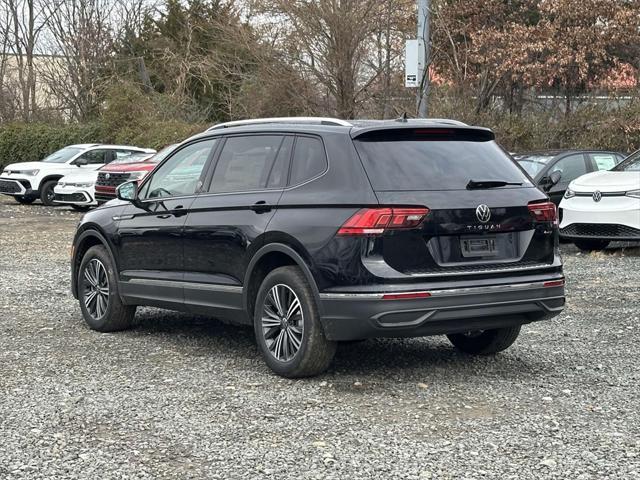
207;117;353;131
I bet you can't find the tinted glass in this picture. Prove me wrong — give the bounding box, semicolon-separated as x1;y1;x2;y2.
142;139;216;199
590;153;618;171
549;154;587;183
42;146;83;163
78;149;109;165
210;136;283;193
355;136;530;191
613;151;640;172
150;144;179;164
290;136;327;185
267;136;293;188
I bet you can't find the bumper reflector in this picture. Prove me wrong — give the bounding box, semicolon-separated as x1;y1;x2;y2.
382;292;432;300
543;280;565;288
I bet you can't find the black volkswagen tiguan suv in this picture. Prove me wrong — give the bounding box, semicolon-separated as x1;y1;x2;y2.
71;117;565;377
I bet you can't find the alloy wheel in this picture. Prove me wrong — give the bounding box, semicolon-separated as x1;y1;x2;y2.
261;284;304;362
83;259;109;320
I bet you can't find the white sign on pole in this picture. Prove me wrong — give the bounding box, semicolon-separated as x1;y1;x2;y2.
405;39;419;88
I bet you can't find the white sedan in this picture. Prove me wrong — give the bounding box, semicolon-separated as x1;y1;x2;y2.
559;150;640;251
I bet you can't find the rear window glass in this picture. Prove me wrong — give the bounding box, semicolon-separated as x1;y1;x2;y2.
354;132;531;191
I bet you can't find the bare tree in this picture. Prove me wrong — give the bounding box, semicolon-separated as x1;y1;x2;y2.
254;0;385;119
0;0;51;120
40;0;117;120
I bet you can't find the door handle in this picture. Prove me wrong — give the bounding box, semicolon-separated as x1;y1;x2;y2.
250;201;272;213
157;205;185;219
173;205;187;217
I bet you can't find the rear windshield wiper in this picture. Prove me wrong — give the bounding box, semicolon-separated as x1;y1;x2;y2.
466;179;523;190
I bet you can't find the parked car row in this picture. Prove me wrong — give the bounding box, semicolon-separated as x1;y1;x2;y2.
511;149;640;251
1;116;638;376
1;135;637;255
0;144;180;210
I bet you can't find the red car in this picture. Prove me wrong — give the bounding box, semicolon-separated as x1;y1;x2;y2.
94;144;177;204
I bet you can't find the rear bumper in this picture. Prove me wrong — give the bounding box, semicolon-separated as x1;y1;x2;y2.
319;277;565;341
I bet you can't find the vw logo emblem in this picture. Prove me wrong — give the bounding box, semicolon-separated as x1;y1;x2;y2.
105;173;110;180
593;190;602;202
476;204;491;223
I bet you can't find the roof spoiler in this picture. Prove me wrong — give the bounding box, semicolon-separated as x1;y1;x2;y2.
351;125;495;141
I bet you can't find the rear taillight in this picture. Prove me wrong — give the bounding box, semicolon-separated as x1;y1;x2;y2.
528;201;557;224
338;207;430;236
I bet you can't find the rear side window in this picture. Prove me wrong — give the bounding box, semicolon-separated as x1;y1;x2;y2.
354;130;530;191
290;136;327;185
210;135;285;193
77;149;110;165
589;153;618;171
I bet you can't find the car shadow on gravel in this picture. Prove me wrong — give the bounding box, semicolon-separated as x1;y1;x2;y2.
128;308;554;379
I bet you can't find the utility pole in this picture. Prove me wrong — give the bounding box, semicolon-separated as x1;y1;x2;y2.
416;0;430;118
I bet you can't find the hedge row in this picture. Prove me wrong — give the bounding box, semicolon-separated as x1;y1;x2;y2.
0;121;204;171
1;106;638;171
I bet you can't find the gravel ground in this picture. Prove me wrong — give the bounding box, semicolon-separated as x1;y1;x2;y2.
0;196;639;480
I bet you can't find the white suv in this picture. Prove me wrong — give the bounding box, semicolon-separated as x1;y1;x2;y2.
0;144;156;206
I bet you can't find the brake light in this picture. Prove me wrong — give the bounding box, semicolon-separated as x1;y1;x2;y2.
338;207;430;236
528;201;557;224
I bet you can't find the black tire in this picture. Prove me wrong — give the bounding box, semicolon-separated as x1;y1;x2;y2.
14;196;35;204
254;266;336;378
78;245;136;332
39;180;58;206
573;239;610;252
447;326;521;355
71;204;91;212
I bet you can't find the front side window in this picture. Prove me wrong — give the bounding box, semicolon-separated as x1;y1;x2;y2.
549;154;588;184
141;139;216;199
210;135;286;193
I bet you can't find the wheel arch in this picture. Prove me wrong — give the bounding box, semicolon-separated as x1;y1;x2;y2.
243;243;322;321
39;174;64;190
71;227;118;299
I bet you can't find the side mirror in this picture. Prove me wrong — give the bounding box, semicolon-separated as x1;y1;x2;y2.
116;181;138;202
540;171;562;192
549;170;562;186
74;158;88;167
